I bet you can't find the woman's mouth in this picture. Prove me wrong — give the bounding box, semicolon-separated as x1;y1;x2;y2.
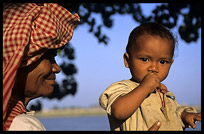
45;77;56;85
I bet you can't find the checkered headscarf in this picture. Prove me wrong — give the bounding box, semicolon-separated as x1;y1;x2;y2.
3;3;79;130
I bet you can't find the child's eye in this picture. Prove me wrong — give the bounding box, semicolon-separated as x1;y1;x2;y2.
160;60;168;64
141;58;149;62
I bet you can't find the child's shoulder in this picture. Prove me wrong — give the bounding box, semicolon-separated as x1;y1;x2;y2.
107;79;139;90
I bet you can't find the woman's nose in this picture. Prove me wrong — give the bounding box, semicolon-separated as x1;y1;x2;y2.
52;62;61;74
148;63;159;73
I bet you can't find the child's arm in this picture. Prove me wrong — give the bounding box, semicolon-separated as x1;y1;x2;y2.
111;72;161;120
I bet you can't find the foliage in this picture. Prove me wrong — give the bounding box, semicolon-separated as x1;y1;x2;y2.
61;3;201;44
40;3;201;106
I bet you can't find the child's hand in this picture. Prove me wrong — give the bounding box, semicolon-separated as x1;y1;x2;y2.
181;111;201;129
139;72;161;94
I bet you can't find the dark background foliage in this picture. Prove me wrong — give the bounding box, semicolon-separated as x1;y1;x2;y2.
29;3;201;111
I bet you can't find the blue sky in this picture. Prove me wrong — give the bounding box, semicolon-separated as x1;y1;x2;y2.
29;4;201;109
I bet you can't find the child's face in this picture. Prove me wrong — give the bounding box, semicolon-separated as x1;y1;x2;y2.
124;34;174;83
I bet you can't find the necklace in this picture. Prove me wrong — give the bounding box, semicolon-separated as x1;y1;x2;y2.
157;88;170;121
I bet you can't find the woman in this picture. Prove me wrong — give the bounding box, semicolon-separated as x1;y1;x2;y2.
3;3;80;130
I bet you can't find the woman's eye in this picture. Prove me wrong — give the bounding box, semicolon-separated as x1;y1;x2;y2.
160;60;168;64
44;53;56;62
141;58;149;62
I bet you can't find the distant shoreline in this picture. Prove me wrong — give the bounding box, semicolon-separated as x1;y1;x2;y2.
34;105;201;118
35;107;106;118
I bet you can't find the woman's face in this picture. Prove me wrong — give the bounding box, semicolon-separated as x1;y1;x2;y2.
14;50;60;102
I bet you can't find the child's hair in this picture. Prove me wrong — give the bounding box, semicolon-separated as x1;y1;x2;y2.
126;22;177;58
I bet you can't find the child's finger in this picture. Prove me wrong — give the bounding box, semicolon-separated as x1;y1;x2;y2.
188;120;196;129
148;121;161;131
196;113;201;118
194;114;201;122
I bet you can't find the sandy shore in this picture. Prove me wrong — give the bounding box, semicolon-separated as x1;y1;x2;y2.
34;107;106;118
34;105;201;118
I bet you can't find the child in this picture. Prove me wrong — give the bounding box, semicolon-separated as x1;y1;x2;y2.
99;22;201;131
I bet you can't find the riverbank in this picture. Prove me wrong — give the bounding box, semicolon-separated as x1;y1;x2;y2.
35;107;106;118
34;105;201;118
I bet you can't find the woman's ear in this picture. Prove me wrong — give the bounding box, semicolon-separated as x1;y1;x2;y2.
123;53;129;68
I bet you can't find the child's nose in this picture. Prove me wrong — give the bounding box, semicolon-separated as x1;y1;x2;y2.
148;63;159;73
